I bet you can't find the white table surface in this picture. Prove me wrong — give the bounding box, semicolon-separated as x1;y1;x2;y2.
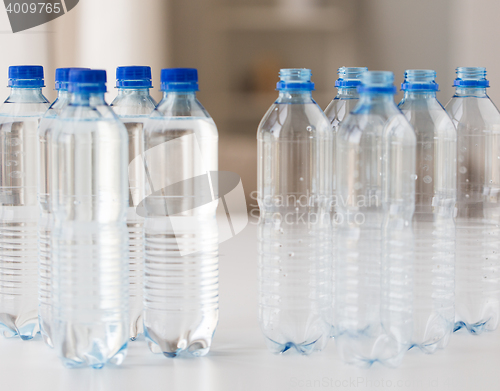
1;217;499;391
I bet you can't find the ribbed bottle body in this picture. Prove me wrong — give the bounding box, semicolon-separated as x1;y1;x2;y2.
399;90;456;352
446;89;500;334
0;91;49;340
51;112;129;368
143;113;219;357
336;84;416;367
257;91;333;355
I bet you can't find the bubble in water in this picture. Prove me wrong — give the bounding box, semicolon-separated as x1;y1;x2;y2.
411;174;418;180
73;200;81;205
288;252;294;257
9;171;22;178
465;194;470;199
459;166;467;174
299;177;304;181
423;175;432;184
306;126;312;132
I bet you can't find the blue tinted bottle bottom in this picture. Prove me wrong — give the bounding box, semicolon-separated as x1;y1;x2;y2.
454;319;495;334
144;327;212;358
59;341;128;369
0;313;39;340
265;336;327;355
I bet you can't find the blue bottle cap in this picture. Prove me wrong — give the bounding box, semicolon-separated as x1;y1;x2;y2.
357;71;397;94
335;67;368;88
8;65;44;88
276;68;315;91
401;69;439;91
68;69;107;93
116;66;152;88
161;68;198;91
55;68;89;91
453;67;489;88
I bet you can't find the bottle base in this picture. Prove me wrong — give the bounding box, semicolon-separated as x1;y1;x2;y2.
0;312;39;340
264;336;327;355
58;342;128;369
454;319;497;334
145;328;212;358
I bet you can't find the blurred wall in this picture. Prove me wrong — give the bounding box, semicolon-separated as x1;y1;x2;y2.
0;0;171;102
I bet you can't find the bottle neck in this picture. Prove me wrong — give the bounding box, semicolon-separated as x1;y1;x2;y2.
56;90;71;101
162;90;197;100
359;92;395;104
403;91;437;100
336;87;359;99
70;92;106;106
116;88;152;97
454;87;488;97
276;90;314;103
7;87;47;103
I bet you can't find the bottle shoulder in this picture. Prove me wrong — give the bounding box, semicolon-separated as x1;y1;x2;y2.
110;94;157;117
445;95;500;128
398;98;456;137
257;100;332;139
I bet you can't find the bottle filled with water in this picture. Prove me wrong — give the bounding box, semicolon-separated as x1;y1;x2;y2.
51;69;129;368
143;68;219;357
0;65;49;340
398;69;456;353
445;67;500;334
38;67;87;347
257;68;333;354
336;71;415;367
111;66;156;341
324;66;366;338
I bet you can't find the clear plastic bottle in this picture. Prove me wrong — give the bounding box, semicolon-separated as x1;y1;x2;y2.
110;66;156;341
398;69;456;353
324;66;368;129
51;69;129;368
143;68;219;357
445;67;500;334
0;65;49;340
38;67;87;348
257;68;333;355
336;71;416;367
324;66;367;338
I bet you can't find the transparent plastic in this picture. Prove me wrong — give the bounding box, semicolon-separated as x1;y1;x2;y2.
0;87;49;340
257;69;333;355
143;90;219;357
111;88;156;341
324;66;366;337
336;71;416;367
38;89;71;347
50;92;129;368
398;70;456;353
445;67;500;334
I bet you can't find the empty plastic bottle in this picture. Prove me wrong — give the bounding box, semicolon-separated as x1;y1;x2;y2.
324;66;367;338
0;65;49;340
398;69;456;353
38;67;87;348
324;66;368;129
336;71;415;367
143;68;219;357
51;69;129;368
257;68;333;354
111;66;156;341
445;67;500;334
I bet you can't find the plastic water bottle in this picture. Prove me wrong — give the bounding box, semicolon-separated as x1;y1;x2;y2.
398;70;456;353
0;65;49;340
110;66;156;341
336;71;415;367
51;69;129;368
38;67;87;348
445;67;500;334
324;66;367;338
257;68;333;354
324;66;368;129
143;68;219;357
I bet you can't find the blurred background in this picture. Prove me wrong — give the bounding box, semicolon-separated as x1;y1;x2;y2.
0;0;499;206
